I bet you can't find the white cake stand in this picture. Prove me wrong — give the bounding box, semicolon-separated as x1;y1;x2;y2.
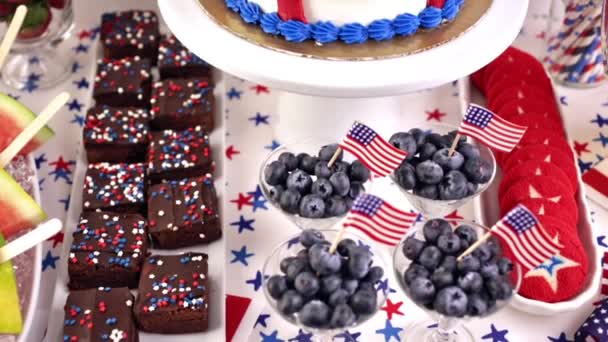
158;0;529;141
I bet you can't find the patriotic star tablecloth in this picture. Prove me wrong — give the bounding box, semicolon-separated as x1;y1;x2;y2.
11;0;608;341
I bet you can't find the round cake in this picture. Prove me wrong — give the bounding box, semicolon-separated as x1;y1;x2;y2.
225;0;465;45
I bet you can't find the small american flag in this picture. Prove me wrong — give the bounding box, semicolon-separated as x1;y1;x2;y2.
343;194;417;246
339;122;408;177
492;204;560;270
457;104;527;152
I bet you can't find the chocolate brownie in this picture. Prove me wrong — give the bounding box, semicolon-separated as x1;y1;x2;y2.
83;162;146;213
83;106;150;163
147;174;221;249
101;10;160;63
135;253;209;334
150;78;214;131
68;211;148;290
147;126;212;184
94;56;152;108
63;287;138;342
158;35;210;80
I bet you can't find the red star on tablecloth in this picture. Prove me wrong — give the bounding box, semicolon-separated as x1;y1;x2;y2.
226;145;241;160
78;29;91;40
536;31;546;39
251;85;270;94
573;141;591;156
381;299;404;320
444;210;464;224
47;231;64;248
231;193;253;210
49;156;74;172
426;109;446;122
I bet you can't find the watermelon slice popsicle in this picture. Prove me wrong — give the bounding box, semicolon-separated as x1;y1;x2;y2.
0;233;22;335
0;169;46;239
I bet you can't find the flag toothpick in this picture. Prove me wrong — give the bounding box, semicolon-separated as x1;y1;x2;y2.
447;133;461;158
327;147;343;169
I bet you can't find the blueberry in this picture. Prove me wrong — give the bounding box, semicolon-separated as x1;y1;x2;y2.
463;158;493;184
300;229;326;248
299;154;318;174
416;160;444;185
409;128;428;146
344;197;354;211
409;156;423;168
269;185;284;203
297;249;309;260
333;161;350;174
418;246;443;270
457;255;481;273
299;300;331;328
280;257;297;274
358;281;375;292
279;189;302;214
330;304;356;328
497;258;513;275
267;275;289;299
454;225;477;246
438;170;468;200
467;294;488;316
457;143;480;160
299;195;326;218
466;182;478;196
286;257;310;281
311;178;333;200
364;266;384;284
348;247;373;279
402;237;426;260
349;289;378;315
418;143;438;161
403;264;430;285
433;148;465;171
325;196;348;217
434;286;468;317
329;172;351;197
472;243;493;262
438;233;462;255
409;277;436;305
309;243;342;275
423;219;453;243
389;132;417;159
278;290;305;315
319;144;342;161
342;278;359;295
349;182;365;199
458;272;483;293
294;272;320;297
264;161;288;186
314;161;333;179
445;131;467;147
320;274;342;296
395;163;416;190
486;240;501;257
287;169;313;195
425;133;449;149
337;238;357;256
329;288;350;306
349;160;371;182
279;152;299;171
480;261;500;279
440;255;457;272
485;277;513;300
431;267;454;289
414;184;438;200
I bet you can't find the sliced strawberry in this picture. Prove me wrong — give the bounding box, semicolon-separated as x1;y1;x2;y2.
48;0;65;9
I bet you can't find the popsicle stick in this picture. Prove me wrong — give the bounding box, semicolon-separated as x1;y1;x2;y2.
0;92;70;167
0;5;27;69
457;229;494;261
0;218;62;263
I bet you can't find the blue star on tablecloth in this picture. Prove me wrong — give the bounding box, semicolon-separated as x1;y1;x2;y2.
246;270;265;291
591;113;608;128
260;330;284;342
375;319;402;342
559;96;568;105
41;250;60;271
59;195;70;211
248;185;268;212
71;114;85;126
22;77;39;93
249;112;270;126
578;158;593;173
334;330;362;341
255;313;270;328
265;140;281;151
35;154;47;169
597;235;608;248
231;245;254;266
594;132;608;148
376;278;397;295
49;168;72;184
548;332;573;342
72;61;82;73
73;77;90;89
227;87;242;100
287;237;300;249
28;56;40;64
73;44;89;53
38;178;45;191
230;215;255;234
482;324;509;342
288;329;313;342
67;99;83;112
28;73;41;82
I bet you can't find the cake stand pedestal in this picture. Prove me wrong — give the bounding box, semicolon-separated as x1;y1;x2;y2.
158;0;529;141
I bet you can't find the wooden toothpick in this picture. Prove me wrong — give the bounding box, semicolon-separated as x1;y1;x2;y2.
447;133;461;158
327;147;343;168
457;228;494;261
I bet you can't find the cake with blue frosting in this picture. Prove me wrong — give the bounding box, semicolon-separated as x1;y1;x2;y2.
225;0;464;45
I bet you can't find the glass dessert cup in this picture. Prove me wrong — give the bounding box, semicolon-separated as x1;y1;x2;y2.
390;123;496;217
260;138;371;230
262;229;388;342
393;220;521;342
0;0;75;89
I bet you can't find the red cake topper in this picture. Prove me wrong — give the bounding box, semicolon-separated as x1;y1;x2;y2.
427;0;446;8
277;0;307;22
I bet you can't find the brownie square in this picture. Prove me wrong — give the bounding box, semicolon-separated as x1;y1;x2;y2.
94;56;152;108
101;10;160;63
83;106;150;163
135;253;209;334
158;35;210;80
83;162;146;213
68;211;149;290
147;175;221;249
150;78;214;131
63;287;138;342
147;126;212;184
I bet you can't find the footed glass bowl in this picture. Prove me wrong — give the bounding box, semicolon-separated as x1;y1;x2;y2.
393;219;521;342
